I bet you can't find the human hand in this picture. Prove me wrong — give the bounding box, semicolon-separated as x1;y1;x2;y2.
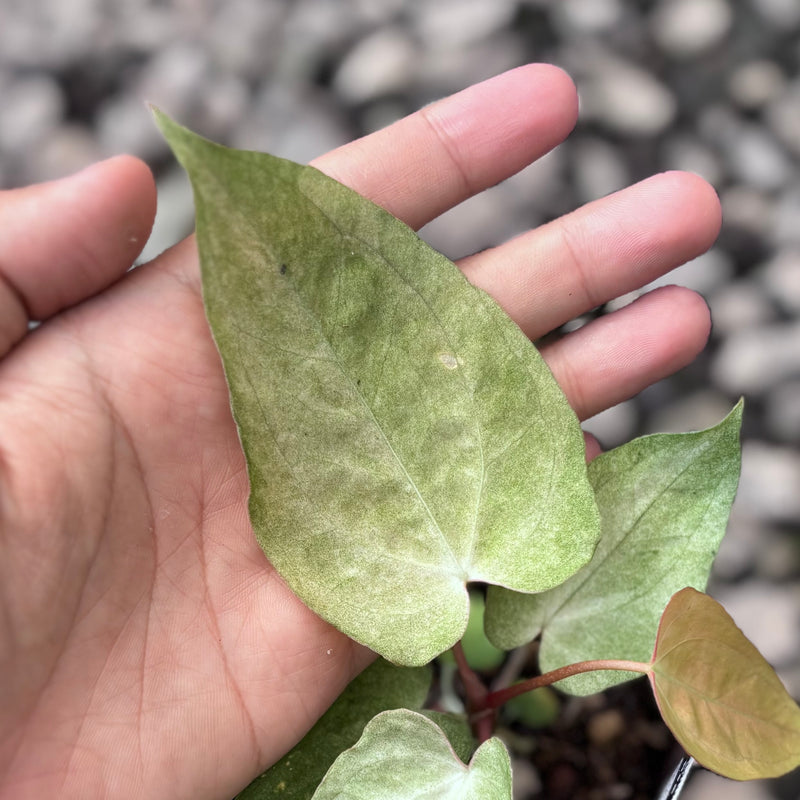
0;64;719;800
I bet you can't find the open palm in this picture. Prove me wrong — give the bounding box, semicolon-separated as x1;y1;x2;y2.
0;66;720;800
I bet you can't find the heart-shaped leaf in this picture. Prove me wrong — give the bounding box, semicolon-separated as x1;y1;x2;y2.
236;659;431;800
650;588;800;780
484;403;742;694
154;111;600;666
311;709;512;799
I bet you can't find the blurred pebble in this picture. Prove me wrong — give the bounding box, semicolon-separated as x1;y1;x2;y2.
715;580;800;665
728;59;786;110
645;389;735;434
766;80;800;158
0;73;64;156
412;0;517;49
709;279;775;336
650;0;733;59
587;709;625;746
764;379;800;443
661;134;724;184
553;0;624;35
579;55;677;136
712;322;800;394
761;247;800;313
333;27;417;103
736;440;800;523
724;125;793;192
683;768;774;800
751;0;800;29
772;187;800;247
571;136;631;203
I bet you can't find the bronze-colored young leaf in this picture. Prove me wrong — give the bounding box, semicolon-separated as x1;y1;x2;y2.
651;587;800;780
236;659;431;800
153;111;600;666
485;404;742;695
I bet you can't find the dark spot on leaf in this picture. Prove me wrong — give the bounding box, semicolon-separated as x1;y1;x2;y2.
280;263;288;275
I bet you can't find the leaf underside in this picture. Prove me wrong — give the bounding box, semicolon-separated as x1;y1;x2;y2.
310;709;512;800
155;110;600;666
236;659;431;800
651;588;800;781
485;404;743;694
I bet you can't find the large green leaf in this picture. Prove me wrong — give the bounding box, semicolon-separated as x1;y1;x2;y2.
236;659;431;800
154;111;600;666
651;588;800;780
311;709;512;799
485;403;742;694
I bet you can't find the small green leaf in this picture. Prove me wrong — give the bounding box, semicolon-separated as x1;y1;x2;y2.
154;111;600;666
502;686;560;728
237;660;431;800
650;587;800;780
311;709;512;799
485;403;742;694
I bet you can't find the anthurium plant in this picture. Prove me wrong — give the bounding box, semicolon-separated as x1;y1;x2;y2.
154;111;800;800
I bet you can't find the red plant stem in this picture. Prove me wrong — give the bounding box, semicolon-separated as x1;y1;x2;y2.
452;642;496;742
483;659;651;711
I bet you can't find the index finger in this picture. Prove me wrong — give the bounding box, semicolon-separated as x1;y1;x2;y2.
312;64;578;230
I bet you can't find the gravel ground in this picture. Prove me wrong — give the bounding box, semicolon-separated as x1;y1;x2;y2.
1;1;799;798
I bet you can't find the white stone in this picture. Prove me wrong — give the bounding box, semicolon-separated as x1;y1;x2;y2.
137;166;195;265
579;55;677;136
772;187;800;247
765;379;800;442
661;135;724;185
725;125;794;192
682;767;774;800
571;136;631;203
645;247;734;295
712;321;800;395
413;0;517;49
714;580;800;666
333;27;417;104
553;0;624;34
737;440;800;522
766;80;800;158
645;390;735;435
0;74;65;154
650;0;733;58
720;185;774;238
751;0;800;28
761;247;800;313
728;59;786;110
708;280;775;336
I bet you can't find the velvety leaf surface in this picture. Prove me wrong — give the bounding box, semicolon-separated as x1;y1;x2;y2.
310;709;512;799
420;711;476;764
651;588;800;780
485;404;742;694
236;659;431;800
155;111;599;665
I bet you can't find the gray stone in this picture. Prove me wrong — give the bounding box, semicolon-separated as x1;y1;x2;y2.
96;93;166;160
578;53;677;136
772;187;800;248
571;136;631;203
0;73;65;155
645;389;735;435
766;80;800;158
552;0;624;35
720;185;775;239
413;0;517;49
712;322;800;395
714;580;800;666
765;379;800;442
708;279;775;337
736;440;800;523
761;247;800;313
728;59;786;110
333;27;417;104
650;0;733;59
751;0;800;29
725;125;794;192
645;247;734;295
137;165;195;265
661;135;725;185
